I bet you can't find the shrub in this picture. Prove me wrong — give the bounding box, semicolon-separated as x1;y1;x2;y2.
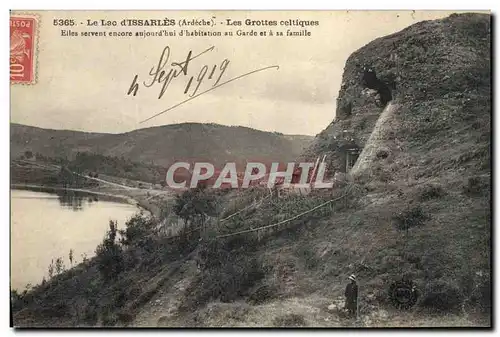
463;176;489;196
376;147;391;159
38;301;71;319
393;206;430;230
10;290;24;312
174;188;217;225
181;238;265;311
418;184;446;201
116;311;134;325
473;279;491;313
339;101;353;117
421;279;463;312
82;302;99;326
101;310;118;326
246;284;279;305
372;164;392;182
295;244;319;270
466;272;491;314
272;313;306;327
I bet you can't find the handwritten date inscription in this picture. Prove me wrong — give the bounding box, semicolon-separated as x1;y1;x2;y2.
127;45;279;123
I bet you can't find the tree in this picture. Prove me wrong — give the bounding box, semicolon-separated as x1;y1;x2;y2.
95;220;124;281
48;260;54;279
119;212;154;246
69;249;74;266
55;257;65;275
81;253;88;264
59;166;74;188
173;188;216;228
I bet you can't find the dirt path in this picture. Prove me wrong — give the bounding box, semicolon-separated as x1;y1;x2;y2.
351;102;398;176
132;259;198;327
14;159;173;194
133;283;487;327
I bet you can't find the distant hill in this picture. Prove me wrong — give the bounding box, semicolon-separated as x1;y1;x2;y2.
10;123;313;167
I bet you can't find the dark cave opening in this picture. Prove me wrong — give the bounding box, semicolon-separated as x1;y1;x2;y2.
362;66;393;106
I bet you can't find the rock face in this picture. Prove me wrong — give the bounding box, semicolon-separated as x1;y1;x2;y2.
303;13;491;182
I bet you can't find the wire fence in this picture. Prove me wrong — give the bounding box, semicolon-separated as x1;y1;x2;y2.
216;185;353;239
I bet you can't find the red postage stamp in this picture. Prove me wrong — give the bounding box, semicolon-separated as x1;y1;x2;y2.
10;14;38;84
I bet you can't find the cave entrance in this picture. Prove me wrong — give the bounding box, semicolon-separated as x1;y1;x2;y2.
362;66;393;107
345;147;361;172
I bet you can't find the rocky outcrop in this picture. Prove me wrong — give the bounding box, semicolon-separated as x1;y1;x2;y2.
302;13;491;182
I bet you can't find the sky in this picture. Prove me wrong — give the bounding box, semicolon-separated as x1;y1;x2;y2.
10;10;473;136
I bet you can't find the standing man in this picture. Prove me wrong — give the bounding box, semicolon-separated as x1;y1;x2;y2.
345;274;359;318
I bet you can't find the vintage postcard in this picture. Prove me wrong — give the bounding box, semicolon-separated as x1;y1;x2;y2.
10;10;491;328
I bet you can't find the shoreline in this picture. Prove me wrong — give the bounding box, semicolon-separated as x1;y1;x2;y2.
10;183;155;218
10;183;163;291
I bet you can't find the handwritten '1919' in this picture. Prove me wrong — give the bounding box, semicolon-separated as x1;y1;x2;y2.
127;45;279;124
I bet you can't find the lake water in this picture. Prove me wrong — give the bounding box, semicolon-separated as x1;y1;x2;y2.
10;189;140;290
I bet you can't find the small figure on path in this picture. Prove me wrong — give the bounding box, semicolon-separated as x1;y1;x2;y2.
345;274;358;318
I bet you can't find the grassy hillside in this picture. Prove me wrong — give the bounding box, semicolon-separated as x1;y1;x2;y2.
11;13;491;327
11;123;313;167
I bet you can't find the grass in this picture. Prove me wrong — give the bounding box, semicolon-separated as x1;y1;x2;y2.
272;313;307;327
